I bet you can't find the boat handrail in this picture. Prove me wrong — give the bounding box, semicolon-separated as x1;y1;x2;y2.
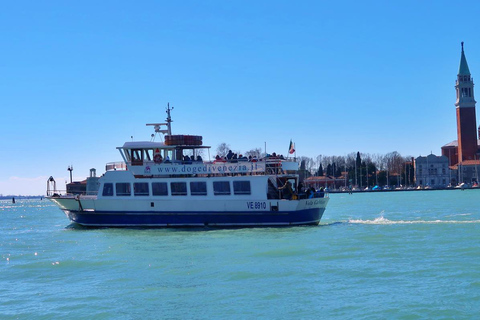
106;162;127;171
46;190;67;197
47;190;99;197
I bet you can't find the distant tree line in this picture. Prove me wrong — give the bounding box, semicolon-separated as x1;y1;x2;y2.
216;143;415;188
298;151;415;188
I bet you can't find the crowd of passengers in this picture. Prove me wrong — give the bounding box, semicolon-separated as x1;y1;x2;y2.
271;180;326;200
151;150;287;164
213;151;286;163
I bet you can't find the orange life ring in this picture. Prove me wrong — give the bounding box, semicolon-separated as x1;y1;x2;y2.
154;154;162;163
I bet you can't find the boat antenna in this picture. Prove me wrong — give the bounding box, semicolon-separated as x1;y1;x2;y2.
146;103;174;139
166;102;173;136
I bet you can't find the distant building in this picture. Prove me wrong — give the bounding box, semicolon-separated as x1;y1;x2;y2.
450;160;480;185
440;42;480;184
304;175;346;190
414;154;451;188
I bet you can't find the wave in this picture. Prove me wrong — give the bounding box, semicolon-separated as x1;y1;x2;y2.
347;216;480;225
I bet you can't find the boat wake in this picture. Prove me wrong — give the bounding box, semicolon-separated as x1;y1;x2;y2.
338;209;480;225
347;216;480;225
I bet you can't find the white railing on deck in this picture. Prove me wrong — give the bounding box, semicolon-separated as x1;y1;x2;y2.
106;162;127;171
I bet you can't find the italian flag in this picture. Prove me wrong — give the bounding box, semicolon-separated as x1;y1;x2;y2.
288;140;295;154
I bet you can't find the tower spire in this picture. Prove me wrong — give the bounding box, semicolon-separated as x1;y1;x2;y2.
459;41;471;76
455;42;478;163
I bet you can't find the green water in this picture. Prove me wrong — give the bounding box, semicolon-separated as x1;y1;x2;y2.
1;190;479;319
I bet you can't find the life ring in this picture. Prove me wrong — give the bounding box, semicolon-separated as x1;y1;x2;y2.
154;154;162;163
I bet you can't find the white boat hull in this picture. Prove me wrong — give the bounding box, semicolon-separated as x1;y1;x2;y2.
49;196;328;227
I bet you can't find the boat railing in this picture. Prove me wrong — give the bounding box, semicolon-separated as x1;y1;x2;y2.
126;157;299;177
46;189;67;197
47;190;98;197
296;190;329;200
106;162;127;171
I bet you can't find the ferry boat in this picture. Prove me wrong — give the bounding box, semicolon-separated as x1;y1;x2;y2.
47;105;329;227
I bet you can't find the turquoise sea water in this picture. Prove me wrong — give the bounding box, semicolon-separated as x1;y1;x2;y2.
1;190;479;319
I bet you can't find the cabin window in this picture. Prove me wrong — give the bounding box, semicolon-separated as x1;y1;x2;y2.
116;183;131;196
143;149;153;161
102;183;113;196
152;182;168;196
134;182;149;196
190;182;207;196
131;149;143;161
213;181;230;195
131;149;144;166
233;181;251;195
171;182;187;196
123;149;131;161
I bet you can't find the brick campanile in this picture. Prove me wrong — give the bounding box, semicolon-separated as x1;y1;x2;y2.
455;42;478;162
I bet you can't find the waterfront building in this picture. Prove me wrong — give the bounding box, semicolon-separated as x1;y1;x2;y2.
414;154;451;188
304;175;346;190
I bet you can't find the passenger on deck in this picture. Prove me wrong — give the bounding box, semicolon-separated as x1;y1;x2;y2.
226;150;234;160
278;181;294;200
319;187;325;198
307;187;315;199
297;182;304;193
214;155;226;163
196;155;203;162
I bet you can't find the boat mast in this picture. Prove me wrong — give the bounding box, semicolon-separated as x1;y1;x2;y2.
146;103;174;138
165;103;173;136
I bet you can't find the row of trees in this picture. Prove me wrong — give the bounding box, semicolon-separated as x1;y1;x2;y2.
298;152;415;188
215;143;415;188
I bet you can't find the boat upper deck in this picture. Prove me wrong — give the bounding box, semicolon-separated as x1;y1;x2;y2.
105;105;299;178
110;140;298;178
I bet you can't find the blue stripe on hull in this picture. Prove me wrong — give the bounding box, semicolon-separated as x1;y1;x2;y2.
64;208;325;227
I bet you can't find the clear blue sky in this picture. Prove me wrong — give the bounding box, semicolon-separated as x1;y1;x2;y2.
1;0;479;195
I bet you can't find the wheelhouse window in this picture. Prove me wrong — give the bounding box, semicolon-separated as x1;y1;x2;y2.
144;149;153;161
152;182;168;196
131;149;143;166
116;183;131;196
233;181;251;195
190;181;207;196
171;182;187;196
102;183;113;196
213;181;230;195
134;182;149;196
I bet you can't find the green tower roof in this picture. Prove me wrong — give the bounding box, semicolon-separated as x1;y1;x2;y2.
458;42;471;76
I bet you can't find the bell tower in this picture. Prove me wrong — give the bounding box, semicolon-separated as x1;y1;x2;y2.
455;42;478;162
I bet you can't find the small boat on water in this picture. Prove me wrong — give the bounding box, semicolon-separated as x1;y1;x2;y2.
48;105;329;227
